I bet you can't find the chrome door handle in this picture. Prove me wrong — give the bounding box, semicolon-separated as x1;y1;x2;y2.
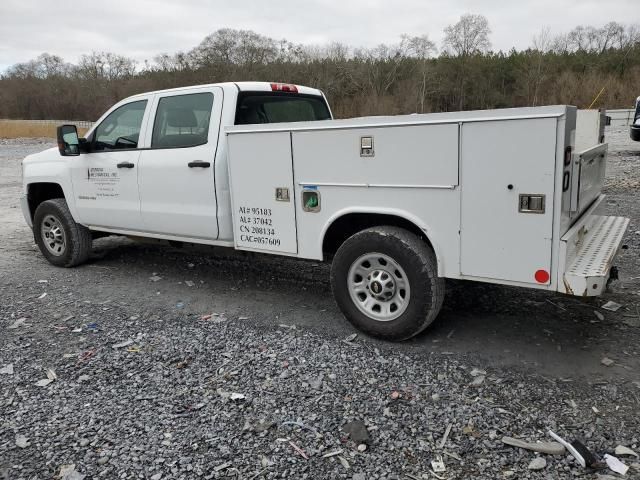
117;162;135;168
188;161;211;168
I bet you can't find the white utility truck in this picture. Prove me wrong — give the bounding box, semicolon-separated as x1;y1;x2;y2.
21;82;629;340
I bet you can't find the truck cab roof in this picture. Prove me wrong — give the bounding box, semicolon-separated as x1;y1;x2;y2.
122;82;324;103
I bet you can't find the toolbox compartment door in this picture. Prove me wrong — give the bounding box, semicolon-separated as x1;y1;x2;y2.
227;131;298;255
460;118;557;284
570;144;607;217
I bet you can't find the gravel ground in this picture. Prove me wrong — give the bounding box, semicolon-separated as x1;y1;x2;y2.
1;130;640;480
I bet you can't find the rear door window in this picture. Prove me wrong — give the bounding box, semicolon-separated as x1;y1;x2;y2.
235;93;331;125
151;93;214;149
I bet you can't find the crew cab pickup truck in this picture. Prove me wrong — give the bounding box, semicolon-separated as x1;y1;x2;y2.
21;82;629;340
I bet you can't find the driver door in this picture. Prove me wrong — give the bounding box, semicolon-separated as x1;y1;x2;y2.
70;96;152;230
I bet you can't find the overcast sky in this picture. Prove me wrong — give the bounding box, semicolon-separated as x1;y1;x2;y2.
0;0;638;72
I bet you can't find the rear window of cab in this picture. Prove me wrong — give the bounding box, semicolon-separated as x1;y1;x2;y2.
235;92;331;125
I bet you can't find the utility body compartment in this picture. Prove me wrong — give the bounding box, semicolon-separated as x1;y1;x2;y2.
226;105;628;296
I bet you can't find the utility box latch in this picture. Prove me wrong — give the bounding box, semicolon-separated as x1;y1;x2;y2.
519;194;545;214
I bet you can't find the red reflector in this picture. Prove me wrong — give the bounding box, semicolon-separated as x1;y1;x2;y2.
271;83;298;93
535;269;550;284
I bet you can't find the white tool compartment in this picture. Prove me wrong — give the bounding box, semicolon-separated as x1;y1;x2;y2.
227;131;298;255
226;105;628;297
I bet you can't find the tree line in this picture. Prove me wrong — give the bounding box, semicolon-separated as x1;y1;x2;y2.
1;14;639;121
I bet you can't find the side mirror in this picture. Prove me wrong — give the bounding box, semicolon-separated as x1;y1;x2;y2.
57;124;80;156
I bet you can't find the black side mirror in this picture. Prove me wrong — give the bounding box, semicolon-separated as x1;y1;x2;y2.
57;124;80;156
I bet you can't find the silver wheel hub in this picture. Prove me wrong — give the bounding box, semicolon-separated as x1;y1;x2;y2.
348;253;410;322
41;214;66;256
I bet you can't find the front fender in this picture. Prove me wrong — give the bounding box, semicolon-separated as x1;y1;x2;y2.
22;150;80;222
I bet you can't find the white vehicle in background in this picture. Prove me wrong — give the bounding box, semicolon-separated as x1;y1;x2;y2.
21;82;629;340
631;96;640;141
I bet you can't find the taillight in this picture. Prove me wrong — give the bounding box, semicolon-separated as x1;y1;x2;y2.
271;83;298;93
564;146;572;166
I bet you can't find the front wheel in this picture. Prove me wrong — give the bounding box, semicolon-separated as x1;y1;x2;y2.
331;226;445;341
33;198;92;267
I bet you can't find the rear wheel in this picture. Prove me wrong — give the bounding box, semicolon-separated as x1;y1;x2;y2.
34;199;92;267
331;226;444;341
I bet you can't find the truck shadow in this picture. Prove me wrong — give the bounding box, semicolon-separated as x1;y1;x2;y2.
92;236;640;381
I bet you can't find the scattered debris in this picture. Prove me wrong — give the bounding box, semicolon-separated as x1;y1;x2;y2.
8;317;29;329
338;456;350;469
111;339;134;350
501;436;565;455
321;450;343;458
469;375;485;386
438;424;452;449
565;399;578;409
357;444;367;452
470;368;486;377
528;457;547;470
0;364;14;375
390;390;401;400
15;434;28;448
342;333;358;345
149;275;162;282
548;431;597;468
213;462;231;472
185;280;195;287
35;368;57;387
37;292;47;299
289;441;309;459
601;357;615;367
604;454;629;475
342;420;371;445
431;455;446;473
594;310;605;321
217;389;246;401
601;301;622;312
58;464;86;480
615;445;639;458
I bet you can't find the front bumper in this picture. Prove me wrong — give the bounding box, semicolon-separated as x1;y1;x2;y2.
21;194;32;228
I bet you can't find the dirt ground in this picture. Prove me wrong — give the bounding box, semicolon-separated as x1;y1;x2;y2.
1;129;640;479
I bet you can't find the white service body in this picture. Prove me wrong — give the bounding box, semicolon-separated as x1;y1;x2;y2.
226;106;628;296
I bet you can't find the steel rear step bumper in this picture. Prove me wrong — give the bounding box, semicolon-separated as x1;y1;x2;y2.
559;208;629;296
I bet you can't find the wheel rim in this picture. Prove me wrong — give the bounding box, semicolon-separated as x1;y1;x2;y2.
347;252;411;322
41;214;66;256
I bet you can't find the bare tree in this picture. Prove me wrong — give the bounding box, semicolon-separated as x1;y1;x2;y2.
442;14;491;109
443;14;491;57
403;35;437;112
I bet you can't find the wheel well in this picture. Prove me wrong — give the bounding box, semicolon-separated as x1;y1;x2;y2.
27;183;65;220
322;213;431;256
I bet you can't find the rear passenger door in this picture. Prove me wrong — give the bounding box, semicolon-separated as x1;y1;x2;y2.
138;87;222;239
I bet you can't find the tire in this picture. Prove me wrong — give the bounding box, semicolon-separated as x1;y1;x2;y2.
331;226;445;341
33;198;92;267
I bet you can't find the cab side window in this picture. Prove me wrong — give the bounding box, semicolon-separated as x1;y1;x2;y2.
93;100;147;151
151;93;214;149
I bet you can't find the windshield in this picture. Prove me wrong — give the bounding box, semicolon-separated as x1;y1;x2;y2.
235;92;331;125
